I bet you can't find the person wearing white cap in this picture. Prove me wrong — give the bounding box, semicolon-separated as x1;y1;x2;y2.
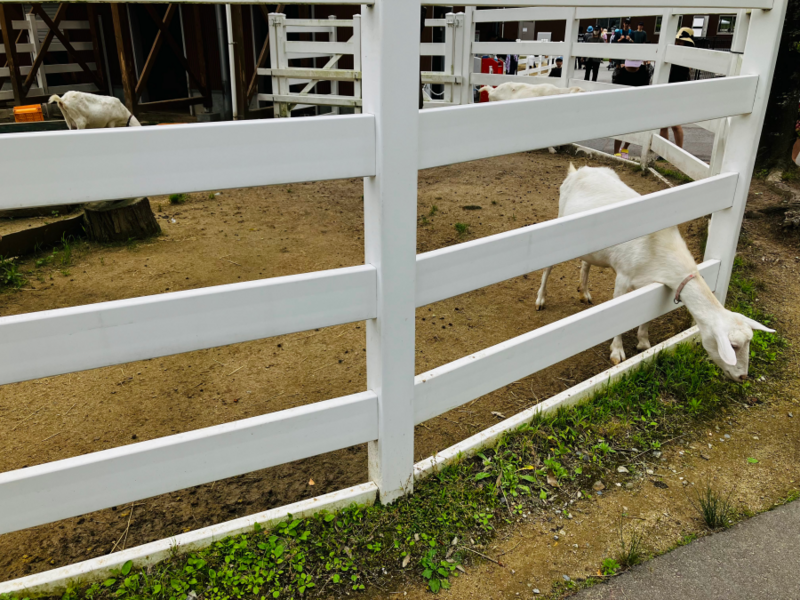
658;27;696;150
613;59;651;156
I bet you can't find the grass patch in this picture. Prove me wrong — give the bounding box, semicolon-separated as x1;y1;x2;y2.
16;261;785;600
0;256;26;290
689;482;735;530
169;193;188;205
454;222;469;236
652;163;694;183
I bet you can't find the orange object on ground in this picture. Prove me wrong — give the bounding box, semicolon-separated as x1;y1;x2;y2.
14;104;44;123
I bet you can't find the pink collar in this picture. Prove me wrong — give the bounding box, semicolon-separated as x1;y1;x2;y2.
674;273;696;304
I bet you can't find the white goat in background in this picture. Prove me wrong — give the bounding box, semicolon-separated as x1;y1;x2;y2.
535;164;773;381
49;91;141;130
479;82;584;102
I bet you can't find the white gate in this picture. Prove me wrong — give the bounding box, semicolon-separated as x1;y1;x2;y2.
0;0;786;593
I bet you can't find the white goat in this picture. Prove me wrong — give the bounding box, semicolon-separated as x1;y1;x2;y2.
479;82;584;102
49;91;141;130
535;164;772;381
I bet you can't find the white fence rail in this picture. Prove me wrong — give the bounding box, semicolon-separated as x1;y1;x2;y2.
0;0;786;585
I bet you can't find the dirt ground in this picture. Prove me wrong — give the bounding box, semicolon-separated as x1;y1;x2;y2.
376;176;800;600
0;151;708;582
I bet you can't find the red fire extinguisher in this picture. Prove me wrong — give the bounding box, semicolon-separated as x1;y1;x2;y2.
479;57;505;102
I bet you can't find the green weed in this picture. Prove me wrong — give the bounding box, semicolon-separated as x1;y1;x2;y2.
690;482;735;530
601;557;620;575
429;205;439;216
455;222;469;235
169;193;188;205
0;256;25;289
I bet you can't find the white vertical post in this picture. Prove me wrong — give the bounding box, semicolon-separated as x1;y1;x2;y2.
444;13;455;103
352;15;362;115
457;7;475;105
561;9;577;89
361;0;419;503
269;13;289;118
452;12;465;105
704;0;788;303
328;15;340;115
26;13;48;95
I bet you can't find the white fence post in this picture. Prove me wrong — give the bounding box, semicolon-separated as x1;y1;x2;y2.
704;0;788;303
444;12;455;103
561;8;577;89
352;14;362;114
362;0;419;504
268;13;288;118
457;7;475;105
328;15;340;115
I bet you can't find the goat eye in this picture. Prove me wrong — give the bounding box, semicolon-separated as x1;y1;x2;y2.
731;345;740;351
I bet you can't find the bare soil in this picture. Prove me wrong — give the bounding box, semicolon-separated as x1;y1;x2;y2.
0;151;708;582
377;177;800;600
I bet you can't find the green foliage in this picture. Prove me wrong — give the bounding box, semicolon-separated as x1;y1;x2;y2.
652;163;694;183
429;205;439;216
690;482;735;530
169;193;188;205
454;222;469;235
601;558;620;576
0;256;25;289
616;514;646;568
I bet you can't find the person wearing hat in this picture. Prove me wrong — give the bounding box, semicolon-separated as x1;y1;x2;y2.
658;28;695;149
582;26;604;81
612;59;651;157
548;57;564;78
632;22;648;44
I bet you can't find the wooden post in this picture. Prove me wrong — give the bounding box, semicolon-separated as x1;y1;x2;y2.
229;4;247;119
193;5;212;110
704;0;789;303
362;0;419;504
87;4;106;94
0;4;23;105
111;4;137;115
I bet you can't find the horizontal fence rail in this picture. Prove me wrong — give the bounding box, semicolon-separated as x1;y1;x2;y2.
0;391;378;534
0;114;376;209
0;266;376;385
416;173;737;307
414;260;721;424
427;0;771;6
418;76;757;169
665;44;738;74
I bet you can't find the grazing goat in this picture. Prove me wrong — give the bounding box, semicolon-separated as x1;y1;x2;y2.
479;82;584;102
49;91;141;130
535;164;772;381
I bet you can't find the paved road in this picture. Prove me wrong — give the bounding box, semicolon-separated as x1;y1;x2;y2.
572;499;800;600
572;62;715;164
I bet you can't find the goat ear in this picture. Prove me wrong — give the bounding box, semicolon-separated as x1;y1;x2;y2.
715;331;737;366
740;315;775;333
568;162;577;174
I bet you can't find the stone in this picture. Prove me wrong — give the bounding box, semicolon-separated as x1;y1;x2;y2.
625;483;634;489
652;451;662;458
646;469;654;475
617;466;629;474
724;434;731;439
593;481;605;491
533;589;540;595
563;575;571;582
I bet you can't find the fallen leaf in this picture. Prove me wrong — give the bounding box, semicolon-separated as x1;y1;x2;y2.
547;471;560;487
491;411;506;419
308;479;315;485
402;554;411;568
456;565;466;573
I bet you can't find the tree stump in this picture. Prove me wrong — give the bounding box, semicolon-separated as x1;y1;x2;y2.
83;197;161;243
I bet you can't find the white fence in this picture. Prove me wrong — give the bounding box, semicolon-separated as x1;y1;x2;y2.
0;0;786;580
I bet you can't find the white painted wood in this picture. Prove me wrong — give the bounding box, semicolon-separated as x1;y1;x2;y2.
443;13;455;104
268;13;288;118
705;0;788;303
473;41;568;56
362;0;418;505
457;8;475;106
575;42;659;61
258;67;360;81
261;93;362;107
414;260;720;424
561;8;577;89
422;72;461;84
26;13;48;95
0;482;378;599
1;62;100;78
470;72;553;86
12;19;90;30
415;173;736;307
651;134;712;180
0;265;376;385
420;43;447;56
0;114;375;209
567;78;620;91
653;10;680;85
352;15;362;114
285;41;352;55
418;76;758;169
665;44;737;74
0;391;378;534
472;7;572;22
427;0;771;7
285;19;354;28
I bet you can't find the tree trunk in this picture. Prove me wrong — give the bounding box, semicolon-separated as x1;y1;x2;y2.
83;198;161;243
755;0;800;171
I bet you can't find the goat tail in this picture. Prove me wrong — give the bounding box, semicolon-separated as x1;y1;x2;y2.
568;162;577;174
478;86;493;96
48;94;62;106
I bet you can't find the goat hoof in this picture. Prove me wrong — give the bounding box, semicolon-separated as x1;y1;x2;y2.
637;341;651;352
536;303;545;311
610;350;626;365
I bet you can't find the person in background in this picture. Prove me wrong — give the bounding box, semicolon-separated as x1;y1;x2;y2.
576;26;585;70
583;26;604;82
548;57;563;78
632;22;648;43
658;27;695;149
613;59;651;157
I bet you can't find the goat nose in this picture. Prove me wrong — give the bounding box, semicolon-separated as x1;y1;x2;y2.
739;374;748;382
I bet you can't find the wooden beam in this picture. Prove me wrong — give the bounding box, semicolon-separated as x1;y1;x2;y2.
22;4;68;98
229;4;247;118
111;4;136;114
136;96;206;111
0;4;23;105
135;4;178;99
191;4;212;108
32;5;103;92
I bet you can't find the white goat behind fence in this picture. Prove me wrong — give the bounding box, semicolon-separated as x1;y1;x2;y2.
0;0;788;595
49;91;140;130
